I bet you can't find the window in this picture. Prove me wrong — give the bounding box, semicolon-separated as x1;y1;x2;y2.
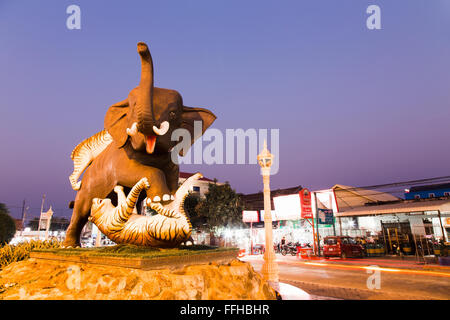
429;193;435;198
193;186;200;192
414;195;420;199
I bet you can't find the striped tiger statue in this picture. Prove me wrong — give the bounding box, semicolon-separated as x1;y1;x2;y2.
89;174;200;247
69;129;113;190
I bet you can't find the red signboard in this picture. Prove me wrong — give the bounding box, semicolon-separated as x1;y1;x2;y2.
299;188;313;219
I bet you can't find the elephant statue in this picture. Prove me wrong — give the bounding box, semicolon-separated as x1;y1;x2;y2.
63;42;216;248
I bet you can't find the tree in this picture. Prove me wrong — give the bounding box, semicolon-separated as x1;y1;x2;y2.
0;203;16;245
194;183;244;234
183;192;207;230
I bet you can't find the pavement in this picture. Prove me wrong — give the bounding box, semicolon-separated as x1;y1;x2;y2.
277;282;341;300
240;253;450;300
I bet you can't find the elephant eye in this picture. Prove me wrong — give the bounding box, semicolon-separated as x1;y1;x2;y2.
169;111;176;120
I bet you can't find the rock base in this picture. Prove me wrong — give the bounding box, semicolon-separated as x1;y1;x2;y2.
0;258;276;300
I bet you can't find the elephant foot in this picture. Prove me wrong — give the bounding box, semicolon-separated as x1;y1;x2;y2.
145;172;202;210
61;238;81;248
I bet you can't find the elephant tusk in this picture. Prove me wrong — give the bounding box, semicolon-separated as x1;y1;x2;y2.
126;122;138;136
153;121;169;136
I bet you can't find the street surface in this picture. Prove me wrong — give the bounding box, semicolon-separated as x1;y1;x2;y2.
240;254;450;300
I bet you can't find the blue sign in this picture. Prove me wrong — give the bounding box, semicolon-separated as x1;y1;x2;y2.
318;209;334;225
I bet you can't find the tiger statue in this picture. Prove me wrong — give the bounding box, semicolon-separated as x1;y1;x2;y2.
89;175;198;247
69;129;113;190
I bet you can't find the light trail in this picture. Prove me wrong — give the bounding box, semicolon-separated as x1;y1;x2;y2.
241;256;450;278
300;261;450;278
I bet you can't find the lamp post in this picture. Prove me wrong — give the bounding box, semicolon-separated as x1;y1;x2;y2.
257;140;279;292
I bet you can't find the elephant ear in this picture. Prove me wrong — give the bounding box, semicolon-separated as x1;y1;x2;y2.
179;106;216;156
104;99;129;148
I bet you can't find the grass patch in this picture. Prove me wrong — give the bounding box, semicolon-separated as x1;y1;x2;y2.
32;244;238;259
0;240;61;269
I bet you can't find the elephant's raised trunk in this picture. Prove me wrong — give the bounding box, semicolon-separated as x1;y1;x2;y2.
136;42;156;139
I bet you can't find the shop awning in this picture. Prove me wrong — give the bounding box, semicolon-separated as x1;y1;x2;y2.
335;199;450;217
332;184;400;212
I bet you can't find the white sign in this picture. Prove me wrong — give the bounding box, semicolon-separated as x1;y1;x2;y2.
273;194;301;220
242;210;259;223
260;210;277;222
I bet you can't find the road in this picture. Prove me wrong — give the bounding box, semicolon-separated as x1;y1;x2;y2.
240;254;450;300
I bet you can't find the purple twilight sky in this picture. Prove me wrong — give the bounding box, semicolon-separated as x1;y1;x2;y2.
1;0;450;219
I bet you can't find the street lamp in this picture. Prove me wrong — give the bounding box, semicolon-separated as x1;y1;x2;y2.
257;140;279;292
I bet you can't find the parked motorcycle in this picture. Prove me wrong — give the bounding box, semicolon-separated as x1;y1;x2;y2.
281;242;299;256
274;244;281;254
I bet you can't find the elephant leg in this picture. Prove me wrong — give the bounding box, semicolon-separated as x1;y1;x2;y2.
63;165;115;247
117;165;171;203
62;194;92;247
164;162;180;195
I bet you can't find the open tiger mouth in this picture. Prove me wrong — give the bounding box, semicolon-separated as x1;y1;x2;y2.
146;135;156;154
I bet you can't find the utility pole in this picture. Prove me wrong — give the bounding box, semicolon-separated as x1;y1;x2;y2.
314;192;321;257
250;221;254;255
437;210;447;242
20;199;26;232
329;193;337;236
38;194;46;232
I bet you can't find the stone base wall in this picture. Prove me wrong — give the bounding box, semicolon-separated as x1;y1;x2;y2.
0;258;276;300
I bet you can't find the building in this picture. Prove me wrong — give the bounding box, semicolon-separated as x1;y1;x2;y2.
405;183;450;200
331;184;450;254
14;219;23;231
179;172;222;197
239;183;450;255
240;185;307;251
241;185;303;213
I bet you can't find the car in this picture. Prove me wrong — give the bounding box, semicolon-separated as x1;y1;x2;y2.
323;236;364;259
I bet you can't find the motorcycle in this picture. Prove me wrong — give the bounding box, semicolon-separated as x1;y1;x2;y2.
281;242;299;256
274;244;281;254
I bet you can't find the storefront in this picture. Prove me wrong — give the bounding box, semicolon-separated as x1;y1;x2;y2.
241;188;334;253
240;184;450;255
335;199;450;254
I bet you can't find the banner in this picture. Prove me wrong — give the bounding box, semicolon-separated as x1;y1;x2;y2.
273;194;300;220
260;210;277;222
299;188;313;219
318;208;334;225
242;210;259;223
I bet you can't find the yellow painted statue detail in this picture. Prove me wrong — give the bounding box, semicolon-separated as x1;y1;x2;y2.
69;129;113;191
89;174;201;247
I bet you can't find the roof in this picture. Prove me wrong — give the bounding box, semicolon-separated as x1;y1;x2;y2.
409;183;450;193
332;184;400;212
335;198;450;217
179;172;215;182
240;185;303;211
